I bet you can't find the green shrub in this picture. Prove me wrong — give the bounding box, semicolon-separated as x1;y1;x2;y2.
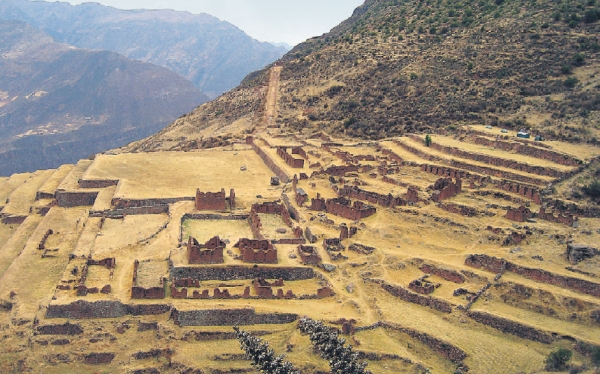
545;348;573;371
561;64;573;74
425;134;432;146
573;53;585;66
564;76;579;88
583;179;600;198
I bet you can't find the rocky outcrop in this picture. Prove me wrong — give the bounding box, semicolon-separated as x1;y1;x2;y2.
567;244;598;265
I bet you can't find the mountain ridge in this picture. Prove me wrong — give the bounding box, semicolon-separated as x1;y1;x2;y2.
0;19;207;175
0;0;288;98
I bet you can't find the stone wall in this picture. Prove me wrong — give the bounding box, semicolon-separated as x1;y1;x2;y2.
467;311;555;344
171;265;314;281
78;179;119;188
46;300;170;319
112;197;193;209
431;178;462;202
131;260;166;299
236;238;277;264
84;353;115;365
195;189;227;211
297;245;321;265
90;205;169;218
171;308;298;327
36;323;83;335
250;140;290;183
538;207;577;227
338;185;405;208
420;264;465;284
292;147;308;159
56;191;99;207
419;136;567;179
325;197;377;221
472;136;581;166
373;279;453;313
276;147;305;168
505;206;533;222
188;237;224;264
357;322;467;363
449;160;548;186
252;202;293;227
314;165;360;177
437;203;480;217
465;254;600;297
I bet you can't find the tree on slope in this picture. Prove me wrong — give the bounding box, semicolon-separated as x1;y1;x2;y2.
298;317;371;374
233;326;300;374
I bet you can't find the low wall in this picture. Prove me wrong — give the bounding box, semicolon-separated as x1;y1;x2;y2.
56;191;99;207
90;205;169;217
371;279;453;313
171;266;314;281
467;311;555;344
45;300;170;319
171;308;297;326
356;321;467;362
112;197;193;209
465;254;600;297
420;263;465;284
36;323;83;335
472;136;581;166
417;135;567;179
1;215;27;225
79;179;119;188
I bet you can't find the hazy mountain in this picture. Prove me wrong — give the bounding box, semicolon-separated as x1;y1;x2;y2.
0;0;288;99
128;0;600;151
270;42;294;51
0;20;208;176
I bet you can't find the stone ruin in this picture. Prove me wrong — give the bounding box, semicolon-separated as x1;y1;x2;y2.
538;207;578;227
431;178;462;202
340;224;357;240
325;197;377;221
505;206;533;222
131;260;166;299
235;238;277;264
297;245;322;265
188;236;225;264
195;188;235;211
323;238;347;261
408;276;439;295
252;278;294;299
276;147;305;168
72;256;115;296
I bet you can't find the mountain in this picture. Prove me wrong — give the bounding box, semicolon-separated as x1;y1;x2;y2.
127;0;600;151
0;20;208;176
0;0;288;99
270;42;294;51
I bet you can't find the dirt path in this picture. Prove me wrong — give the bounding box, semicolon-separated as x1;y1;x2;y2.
264;65;282;127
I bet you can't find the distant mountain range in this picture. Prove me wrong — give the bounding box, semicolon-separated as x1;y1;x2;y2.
0;0;288;99
0;20;207;176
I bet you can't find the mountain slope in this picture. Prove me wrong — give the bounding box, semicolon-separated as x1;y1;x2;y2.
0;20;207;176
0;0;287;98
127;0;600;152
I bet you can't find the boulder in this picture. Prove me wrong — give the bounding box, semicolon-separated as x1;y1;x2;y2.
567;244;598;265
